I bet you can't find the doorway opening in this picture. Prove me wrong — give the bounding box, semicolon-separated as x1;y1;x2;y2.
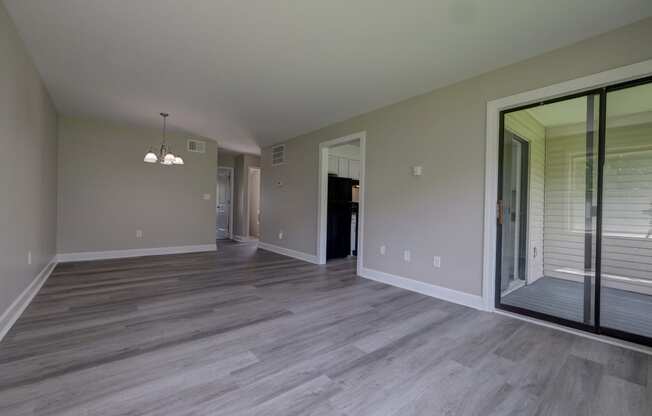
216;167;234;240
247;167;261;240
317;132;366;274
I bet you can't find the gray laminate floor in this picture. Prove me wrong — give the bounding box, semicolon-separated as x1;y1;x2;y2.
503;276;652;338
0;240;650;415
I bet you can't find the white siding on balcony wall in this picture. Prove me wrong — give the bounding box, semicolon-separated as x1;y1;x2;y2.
542;119;652;294
542;129;592;283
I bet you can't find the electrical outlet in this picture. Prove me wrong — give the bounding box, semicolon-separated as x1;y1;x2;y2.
278;230;284;240
203;193;211;200
433;256;441;268
27;251;32;265
136;229;143;239
403;250;411;262
380;245;386;256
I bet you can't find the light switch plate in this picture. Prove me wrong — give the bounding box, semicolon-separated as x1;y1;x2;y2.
403;250;411;262
203;193;211;200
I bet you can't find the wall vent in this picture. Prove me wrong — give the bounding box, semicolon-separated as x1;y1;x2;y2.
271;144;286;166
187;139;206;153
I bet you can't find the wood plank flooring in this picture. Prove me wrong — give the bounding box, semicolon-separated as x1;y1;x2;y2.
0;240;650;415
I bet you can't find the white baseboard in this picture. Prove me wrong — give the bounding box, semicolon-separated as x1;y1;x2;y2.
57;244;217;262
358;267;485;311
0;258;57;342
257;242;320;264
233;235;259;243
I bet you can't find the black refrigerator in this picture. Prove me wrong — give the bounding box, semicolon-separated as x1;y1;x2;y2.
326;176;359;260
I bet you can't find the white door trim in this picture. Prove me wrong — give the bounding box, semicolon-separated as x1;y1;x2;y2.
217;166;235;239
317;131;366;276
483;59;652;311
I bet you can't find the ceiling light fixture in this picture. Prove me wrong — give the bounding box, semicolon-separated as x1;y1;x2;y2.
144;113;184;165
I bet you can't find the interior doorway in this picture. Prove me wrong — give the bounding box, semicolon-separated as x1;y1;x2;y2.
317;132;366;273
247;167;261;239
216;167;234;240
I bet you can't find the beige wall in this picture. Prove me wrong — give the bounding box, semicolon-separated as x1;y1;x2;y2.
260;18;652;297
233;154;261;237
57;117;217;253
0;4;58;317
218;151;236;169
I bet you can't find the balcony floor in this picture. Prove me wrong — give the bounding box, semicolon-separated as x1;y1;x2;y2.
502;276;652;339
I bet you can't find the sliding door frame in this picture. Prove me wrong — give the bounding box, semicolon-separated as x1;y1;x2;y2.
495;128;530;307
597;75;652;347
494;76;652;347
495;88;603;335
515;136;530;289
483;59;652;349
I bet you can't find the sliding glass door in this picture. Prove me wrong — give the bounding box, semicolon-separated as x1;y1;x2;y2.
495;75;652;346
600;79;652;344
497;92;601;329
498;132;529;296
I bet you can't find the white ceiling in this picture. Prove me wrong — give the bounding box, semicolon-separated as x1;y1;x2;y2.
527;96;593;127
5;1;652;154
527;83;652;127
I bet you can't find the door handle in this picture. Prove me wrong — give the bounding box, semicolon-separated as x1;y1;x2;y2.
497;200;504;225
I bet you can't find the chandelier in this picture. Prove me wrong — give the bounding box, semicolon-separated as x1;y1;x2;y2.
143;113;184;165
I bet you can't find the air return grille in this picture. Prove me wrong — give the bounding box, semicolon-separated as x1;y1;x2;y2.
187;139;206;153
271;144;286;166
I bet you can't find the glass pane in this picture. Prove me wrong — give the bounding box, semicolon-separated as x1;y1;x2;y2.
498;94;600;326
601;82;652;339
